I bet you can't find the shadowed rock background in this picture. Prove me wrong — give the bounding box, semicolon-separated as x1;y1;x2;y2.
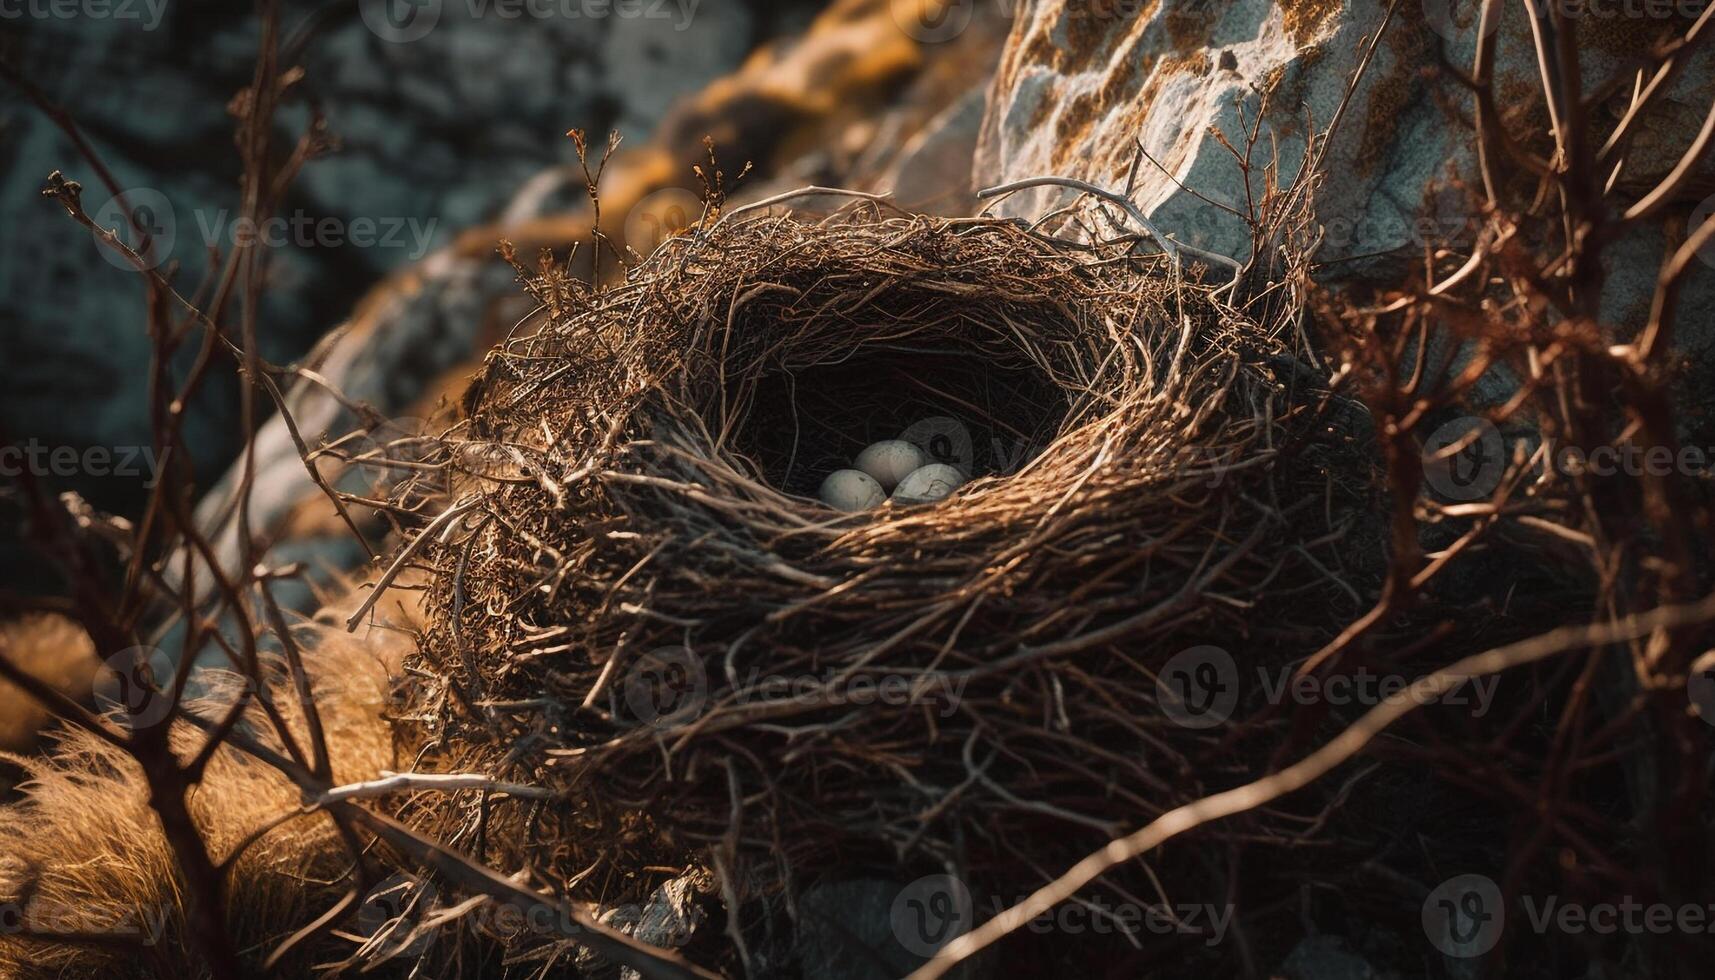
0;0;1017;597
0;0;819;588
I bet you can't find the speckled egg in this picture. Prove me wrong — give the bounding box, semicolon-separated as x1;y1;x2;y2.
891;463;967;505
818;469;887;512
854;440;929;491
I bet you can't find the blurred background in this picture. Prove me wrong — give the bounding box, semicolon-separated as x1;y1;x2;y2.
0;0;1009;595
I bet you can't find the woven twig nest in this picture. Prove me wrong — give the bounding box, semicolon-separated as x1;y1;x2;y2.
398;202;1374;968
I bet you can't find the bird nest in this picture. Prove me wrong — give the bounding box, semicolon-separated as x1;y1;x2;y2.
390;202;1377;969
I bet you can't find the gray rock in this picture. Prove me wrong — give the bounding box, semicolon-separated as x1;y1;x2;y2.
974;2;1715;344
792;878;988;980
0;1;781;593
575;869;714;980
1278;934;1403;980
880;83;988;215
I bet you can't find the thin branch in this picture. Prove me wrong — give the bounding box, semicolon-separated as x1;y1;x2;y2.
313;771;558;806
911;592;1715;978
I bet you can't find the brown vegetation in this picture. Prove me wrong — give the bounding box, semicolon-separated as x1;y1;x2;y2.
0;604;408;979
0;615;99;752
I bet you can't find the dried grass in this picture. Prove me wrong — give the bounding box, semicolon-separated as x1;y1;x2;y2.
0;615;100;752
0;603;413;979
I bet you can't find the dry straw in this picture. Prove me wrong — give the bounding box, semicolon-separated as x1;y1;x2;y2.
376;197;1376;965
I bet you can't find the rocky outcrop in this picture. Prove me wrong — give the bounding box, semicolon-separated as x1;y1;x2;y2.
179;0;1006;608
0;0;804;593
974;1;1715;338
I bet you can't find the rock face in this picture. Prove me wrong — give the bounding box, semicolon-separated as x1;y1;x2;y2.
3;0;1004;597
973;1;1715;337
176;0;1004;609
1277;934;1401;980
0;0;795;591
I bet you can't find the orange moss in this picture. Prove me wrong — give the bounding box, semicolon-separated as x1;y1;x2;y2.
1355;24;1425;178
1280;0;1342;46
